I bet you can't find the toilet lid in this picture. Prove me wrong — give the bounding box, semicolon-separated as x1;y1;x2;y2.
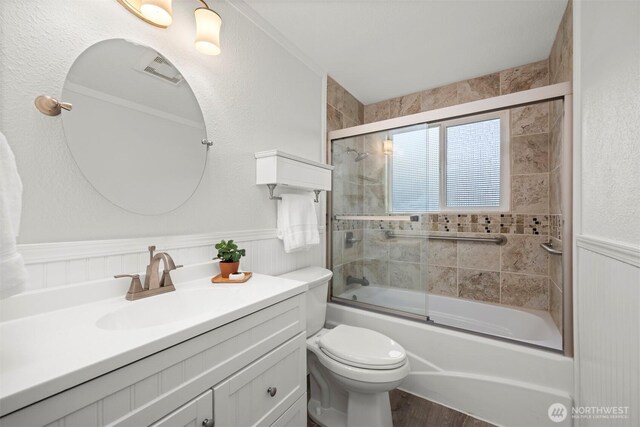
318;325;407;370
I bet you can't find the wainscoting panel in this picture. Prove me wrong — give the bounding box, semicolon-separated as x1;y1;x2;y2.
576;235;640;427
18;229;325;290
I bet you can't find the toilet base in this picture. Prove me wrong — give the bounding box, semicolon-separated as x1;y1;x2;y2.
308;392;393;427
308;397;346;427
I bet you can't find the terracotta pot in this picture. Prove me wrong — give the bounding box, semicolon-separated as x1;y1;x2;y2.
219;261;240;278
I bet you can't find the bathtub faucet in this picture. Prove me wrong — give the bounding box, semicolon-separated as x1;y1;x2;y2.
346;275;370;287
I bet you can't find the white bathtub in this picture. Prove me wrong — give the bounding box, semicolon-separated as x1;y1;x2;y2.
326;301;574;427
337;286;562;350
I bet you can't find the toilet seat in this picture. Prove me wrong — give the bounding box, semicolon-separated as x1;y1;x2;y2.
318;325;407;370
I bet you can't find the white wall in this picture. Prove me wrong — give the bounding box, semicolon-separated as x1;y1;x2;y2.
578;0;640;245
0;0;324;244
574;1;640;425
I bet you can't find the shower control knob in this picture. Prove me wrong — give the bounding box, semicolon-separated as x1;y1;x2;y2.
201;418;214;427
267;386;277;397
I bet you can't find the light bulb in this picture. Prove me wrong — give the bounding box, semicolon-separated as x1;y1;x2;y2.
194;7;222;56
140;0;173;27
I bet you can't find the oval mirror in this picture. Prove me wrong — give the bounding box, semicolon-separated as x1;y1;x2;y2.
61;39;208;215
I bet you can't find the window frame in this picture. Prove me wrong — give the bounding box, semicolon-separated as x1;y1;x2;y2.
388;110;510;214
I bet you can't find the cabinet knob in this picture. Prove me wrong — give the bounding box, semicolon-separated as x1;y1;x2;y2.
202;418;214;427
267;386;277;397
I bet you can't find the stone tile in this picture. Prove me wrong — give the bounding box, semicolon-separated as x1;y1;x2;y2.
500;272;549;310
332;230;344;266
550;280;563;330
511;174;549;214
549;0;572;85
511;102;549;136
427;266;457;297
358;102;365;125
390;92;421;118
332;180;362;214
342;90;361;124
458;268;500;303
363;184;385;214
342;229;363;264
549;99;564;129
501;234;549;275
426;238;457;267
362;152;385;184
500;60;549;95
327;76;344;111
363;258;389;286
331;139;363;183
343;117;359;129
549;168;562;215
389;261;422;291
458;240;500;271
364;100;390;123
327;105;343;133
457;74;500;103
550;119;562;171
390;237;421;263
420;83;458;112
511;133;549;174
364;229;389;260
331;264;345;296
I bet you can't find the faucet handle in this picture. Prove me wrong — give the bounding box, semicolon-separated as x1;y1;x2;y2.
114;274;144;300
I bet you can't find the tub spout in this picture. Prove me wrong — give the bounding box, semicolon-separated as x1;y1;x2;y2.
347;275;369;286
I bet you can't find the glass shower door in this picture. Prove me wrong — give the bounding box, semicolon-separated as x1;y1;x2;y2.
329;124;432;320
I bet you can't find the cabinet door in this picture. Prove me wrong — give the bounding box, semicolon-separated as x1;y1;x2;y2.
151;390;213;427
270;394;307;427
213;333;306;427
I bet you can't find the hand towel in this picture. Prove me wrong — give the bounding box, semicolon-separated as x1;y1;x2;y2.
277;193;319;253
0;131;28;298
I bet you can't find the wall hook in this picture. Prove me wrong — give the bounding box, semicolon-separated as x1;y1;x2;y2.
34;95;72;116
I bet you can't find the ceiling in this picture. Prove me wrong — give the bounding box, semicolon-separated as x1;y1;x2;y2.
244;0;568;105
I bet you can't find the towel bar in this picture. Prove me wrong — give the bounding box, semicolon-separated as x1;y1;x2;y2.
266;184;321;203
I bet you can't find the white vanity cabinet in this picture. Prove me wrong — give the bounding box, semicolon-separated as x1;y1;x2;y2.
1;294;307;427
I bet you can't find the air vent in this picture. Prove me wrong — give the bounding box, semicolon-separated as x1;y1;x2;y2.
141;55;183;85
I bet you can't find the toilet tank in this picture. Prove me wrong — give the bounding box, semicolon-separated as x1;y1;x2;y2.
278;267;333;337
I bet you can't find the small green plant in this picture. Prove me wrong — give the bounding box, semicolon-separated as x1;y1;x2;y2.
215;239;246;263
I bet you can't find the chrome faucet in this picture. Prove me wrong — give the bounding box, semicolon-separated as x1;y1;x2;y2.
346;275;370;287
115;246;182;301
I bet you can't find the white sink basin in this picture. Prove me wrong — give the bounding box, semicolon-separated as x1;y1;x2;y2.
96;288;215;330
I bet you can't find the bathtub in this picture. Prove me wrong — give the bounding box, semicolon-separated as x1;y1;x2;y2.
337;286;562;350
326;298;574;426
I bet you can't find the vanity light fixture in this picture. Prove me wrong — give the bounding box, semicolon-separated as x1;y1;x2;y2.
116;0;222;55
194;1;222;56
140;0;173;26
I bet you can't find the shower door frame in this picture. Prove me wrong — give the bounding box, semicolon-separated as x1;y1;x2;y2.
327;82;574;357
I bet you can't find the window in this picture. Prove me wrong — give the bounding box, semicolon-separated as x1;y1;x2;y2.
389;111;509;212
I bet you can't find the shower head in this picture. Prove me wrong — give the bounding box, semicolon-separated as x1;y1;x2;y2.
346;147;369;162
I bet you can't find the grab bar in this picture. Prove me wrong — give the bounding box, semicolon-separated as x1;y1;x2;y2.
540;242;563;255
334;215;420;222
385;231;506;245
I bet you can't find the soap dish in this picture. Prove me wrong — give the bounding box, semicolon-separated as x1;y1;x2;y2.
211;272;253;284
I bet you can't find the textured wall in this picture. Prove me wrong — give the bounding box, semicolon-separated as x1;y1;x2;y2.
0;0;323;244
579;1;640;245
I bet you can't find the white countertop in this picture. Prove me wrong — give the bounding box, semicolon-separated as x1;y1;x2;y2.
0;263;307;417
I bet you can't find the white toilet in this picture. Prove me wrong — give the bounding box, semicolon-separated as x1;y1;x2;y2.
279;267;409;427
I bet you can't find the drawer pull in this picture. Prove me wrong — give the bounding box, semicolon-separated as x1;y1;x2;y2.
267;386;277;397
202;418;214;427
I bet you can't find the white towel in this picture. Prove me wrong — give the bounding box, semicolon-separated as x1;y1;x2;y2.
0;131;28;298
277;193;319;253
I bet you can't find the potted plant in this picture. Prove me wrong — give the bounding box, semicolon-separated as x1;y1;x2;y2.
215;239;246;278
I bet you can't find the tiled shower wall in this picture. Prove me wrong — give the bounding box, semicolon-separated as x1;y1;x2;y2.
328;1;572;328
